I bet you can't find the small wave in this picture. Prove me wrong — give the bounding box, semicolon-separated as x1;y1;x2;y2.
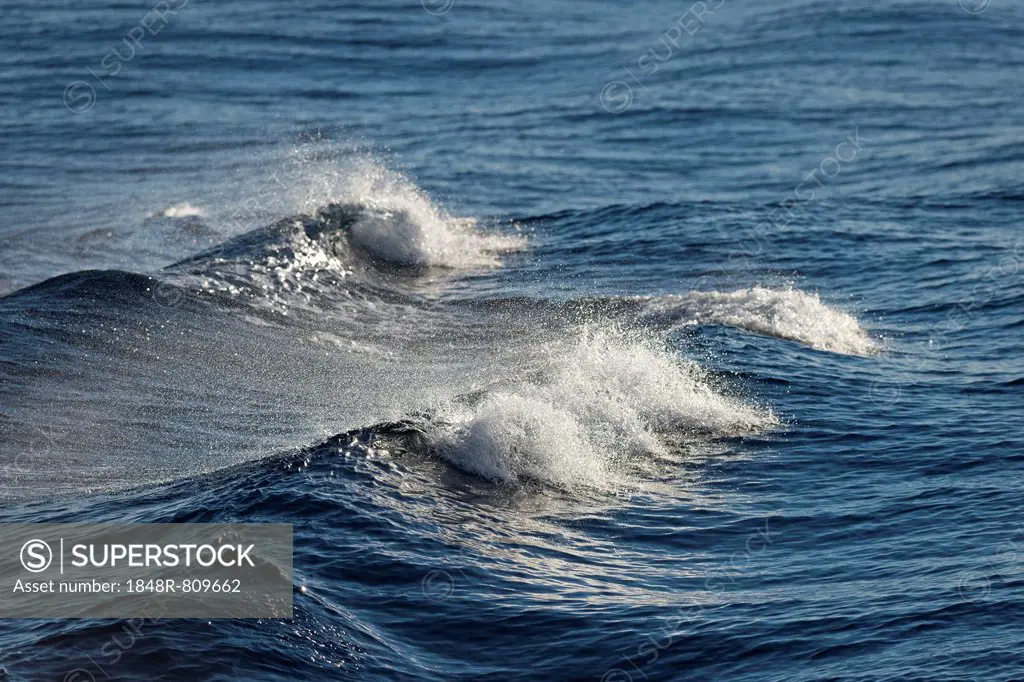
425;329;776;487
641;287;878;356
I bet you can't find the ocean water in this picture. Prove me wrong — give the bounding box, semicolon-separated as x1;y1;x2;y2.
1;0;1022;680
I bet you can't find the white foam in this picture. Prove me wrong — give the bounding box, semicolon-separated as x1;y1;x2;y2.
644;287;878;356
428;329;776;487
290;156;525;269
157;202;206;219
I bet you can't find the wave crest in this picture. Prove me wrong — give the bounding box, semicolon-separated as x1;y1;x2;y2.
427;329;776;487
642;287;878;356
167;168;526;309
287;158;525;270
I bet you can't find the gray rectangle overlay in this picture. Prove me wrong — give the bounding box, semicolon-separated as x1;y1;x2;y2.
0;524;293;618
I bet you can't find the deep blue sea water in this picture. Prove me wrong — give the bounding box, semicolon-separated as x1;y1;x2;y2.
1;0;1023;680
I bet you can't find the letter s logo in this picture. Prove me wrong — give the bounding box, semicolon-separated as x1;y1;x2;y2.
20;539;53;572
600;81;633;114
63;82;96;114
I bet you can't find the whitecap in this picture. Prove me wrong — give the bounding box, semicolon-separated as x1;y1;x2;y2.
642;286;878;356
427;329;776;487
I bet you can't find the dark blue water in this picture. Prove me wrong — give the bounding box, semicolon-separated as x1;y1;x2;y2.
2;0;1023;680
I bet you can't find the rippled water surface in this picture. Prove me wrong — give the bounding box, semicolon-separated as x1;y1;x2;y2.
1;0;1022;680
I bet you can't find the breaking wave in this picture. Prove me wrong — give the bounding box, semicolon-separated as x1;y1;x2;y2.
426;329;777;487
333;161;526;269
162;161;527;313
640;286;878;356
272;156;526;270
